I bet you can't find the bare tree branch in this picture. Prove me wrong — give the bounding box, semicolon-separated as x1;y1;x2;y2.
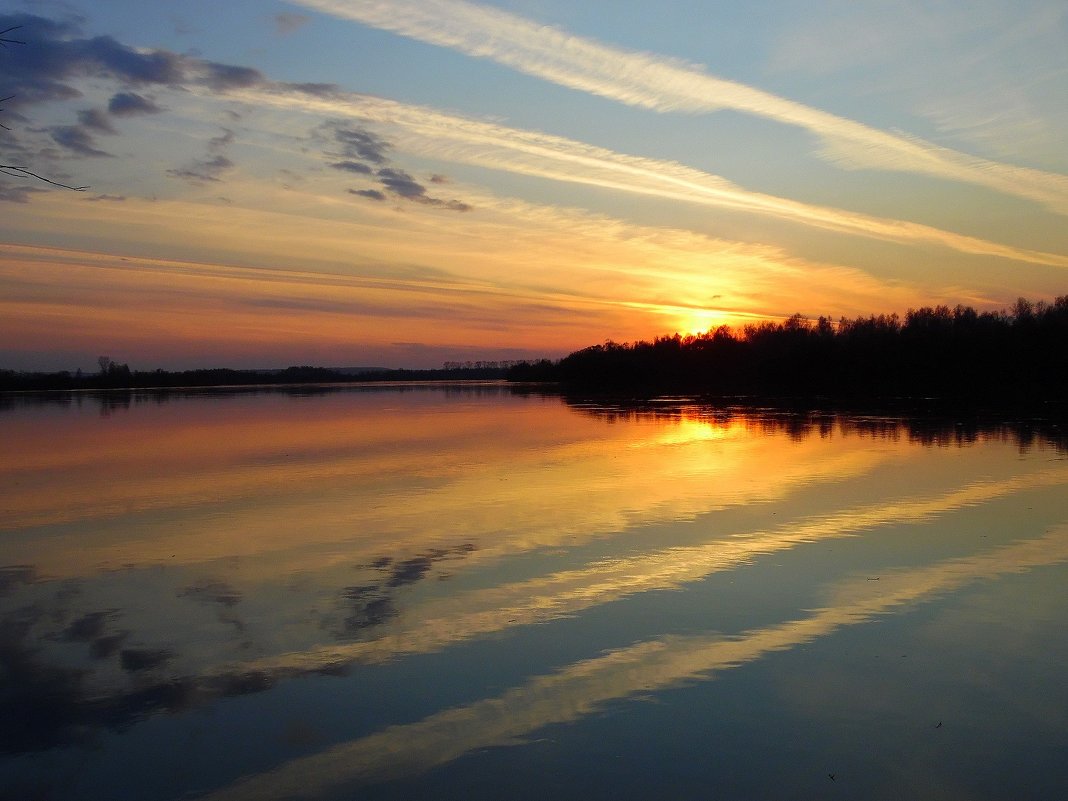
0;165;88;190
1;25;89;190
0;25;25;46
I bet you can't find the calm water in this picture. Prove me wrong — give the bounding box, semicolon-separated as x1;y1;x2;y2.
2;385;1067;800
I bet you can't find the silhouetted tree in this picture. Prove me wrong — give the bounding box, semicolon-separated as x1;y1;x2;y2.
511;295;1068;406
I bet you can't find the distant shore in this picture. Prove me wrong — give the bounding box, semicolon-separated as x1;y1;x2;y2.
7;297;1066;411
0;363;514;393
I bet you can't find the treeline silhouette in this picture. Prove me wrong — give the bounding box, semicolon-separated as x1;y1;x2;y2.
0;363;511;392
508;296;1068;405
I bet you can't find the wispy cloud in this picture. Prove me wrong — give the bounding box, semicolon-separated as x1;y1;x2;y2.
289;0;1068;215
239;83;1068;269
9;9;1063;267
168;127;236;183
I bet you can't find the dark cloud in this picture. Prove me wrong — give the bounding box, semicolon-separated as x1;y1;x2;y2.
340;586;395;632
331;160;373;174
0;603;276;756
374;167;472;211
376;167;425;199
89;633;127;660
199;61;264;91
0;13;264;116
167;154;233;183
49;125;111;157
77;107;115;133
275;13;310;35
338;158;472;211
86;193;126;202
350;188;385;201
386;556;434;588
81;36;185;83
334;126;390;165
120;647;173;672
0;610;90;754
336;544;476;636
107;91;162;116
60;611;113;642
0;24;186;112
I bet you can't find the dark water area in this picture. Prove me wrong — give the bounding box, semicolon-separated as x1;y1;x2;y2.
2;384;1067;800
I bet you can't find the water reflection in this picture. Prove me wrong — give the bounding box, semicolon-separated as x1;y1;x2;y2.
199;524;1068;801
1;386;1067;799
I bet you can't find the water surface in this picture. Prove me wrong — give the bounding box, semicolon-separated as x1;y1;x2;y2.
2;385;1067;800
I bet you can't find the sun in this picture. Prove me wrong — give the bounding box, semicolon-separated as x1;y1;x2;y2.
675;308;730;336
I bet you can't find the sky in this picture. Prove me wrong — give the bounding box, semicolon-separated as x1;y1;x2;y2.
1;0;1066;371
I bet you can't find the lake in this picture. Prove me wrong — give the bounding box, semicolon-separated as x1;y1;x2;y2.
2;384;1067;800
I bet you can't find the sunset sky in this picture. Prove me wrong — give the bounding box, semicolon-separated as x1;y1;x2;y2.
2;0;1067;371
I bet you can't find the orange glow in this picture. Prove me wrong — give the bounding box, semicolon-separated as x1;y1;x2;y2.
673;307;731;336
0;391;900;579
0;179;942;370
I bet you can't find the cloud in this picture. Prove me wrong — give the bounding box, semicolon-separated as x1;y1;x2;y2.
367;167;471;210
198;61;265;92
349;188;385;201
0;12;184;110
167;127;236;183
375;167;424;198
4;11;1058;262
274;13;310;35
331;160;373;174
332;125;390;164
323;122;471;210
0;12;263;115
168;154;233;183
289;0;1068;215
76;108;115;134
49;125;111;157
0;12;268;193
245;85;1068;268
108;91;162;116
